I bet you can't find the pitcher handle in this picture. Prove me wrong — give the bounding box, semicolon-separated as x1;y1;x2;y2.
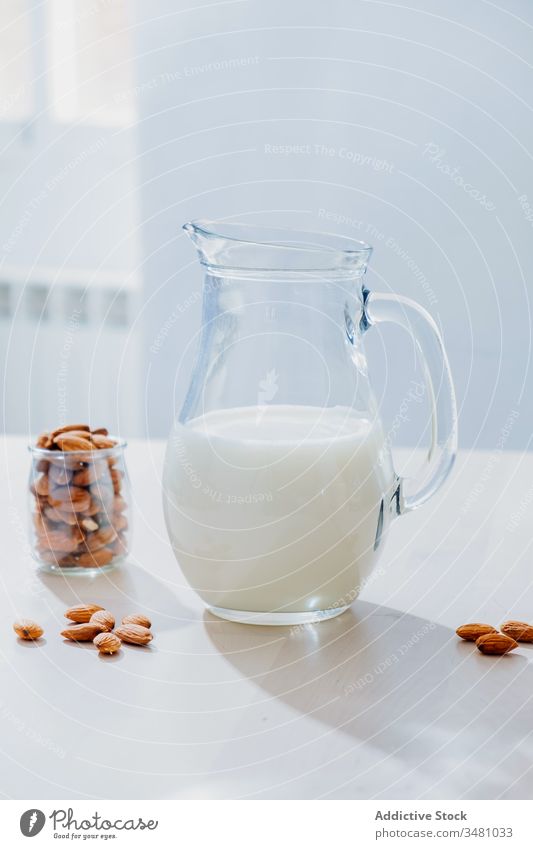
362;289;458;514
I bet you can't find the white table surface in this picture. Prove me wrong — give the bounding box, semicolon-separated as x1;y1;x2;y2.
1;436;533;800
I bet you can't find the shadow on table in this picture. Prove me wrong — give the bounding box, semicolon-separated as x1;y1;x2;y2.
38;560;195;630
204;600;533;798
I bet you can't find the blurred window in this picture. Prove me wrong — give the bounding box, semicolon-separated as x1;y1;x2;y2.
47;0;136;125
0;0;34;121
24;283;49;320
102;289;129;326
0;282;11;317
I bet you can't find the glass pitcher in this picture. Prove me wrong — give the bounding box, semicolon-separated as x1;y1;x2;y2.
162;220;457;625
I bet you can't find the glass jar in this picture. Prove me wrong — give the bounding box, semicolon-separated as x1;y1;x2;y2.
28;439;130;574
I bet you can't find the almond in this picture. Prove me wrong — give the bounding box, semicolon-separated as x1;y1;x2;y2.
48;485;91;512
72;462;106;486
80;517;99;532
44;506;79;526
111;535;128;556
113;513;128;532
33;511;46;533
115;624;153;646
113;494;127;513
92;427;109;436
476;633;518;655
500;620;533;642
53;429;93;440
61;623;103;642
36;431;53;449
65;603;104;623
52;434;95;451
76;547;114;568
110;468;123;494
59;510;81;526
456;623;498;642
94;632;121;654
90;610;115;631
38;527;83;552
37;548;72;567
90;434;117;449
13;619;43;640
122;613;151;629
91;485;114;508
80;498;101;517
33;474;49;496
35;491;49;505
81;526;118;553
48;465;72;486
50;424;90;439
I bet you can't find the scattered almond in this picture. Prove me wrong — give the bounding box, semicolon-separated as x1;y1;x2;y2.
500;620;533;642
65;603;104;623
13;619;43;640
476;633;518;655
61;623;103;642
94;632;122;655
456;623;498;641
90;610;115;632
115;624;153;646
122;613;151;629
15;603;155;657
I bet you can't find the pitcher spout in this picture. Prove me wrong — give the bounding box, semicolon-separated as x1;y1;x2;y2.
182;219;372;276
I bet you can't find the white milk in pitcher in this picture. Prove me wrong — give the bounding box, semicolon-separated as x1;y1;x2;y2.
163;405;394;619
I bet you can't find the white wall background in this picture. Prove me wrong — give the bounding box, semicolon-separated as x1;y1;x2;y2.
1;1;531;451
132;0;533;451
0;0;143;437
